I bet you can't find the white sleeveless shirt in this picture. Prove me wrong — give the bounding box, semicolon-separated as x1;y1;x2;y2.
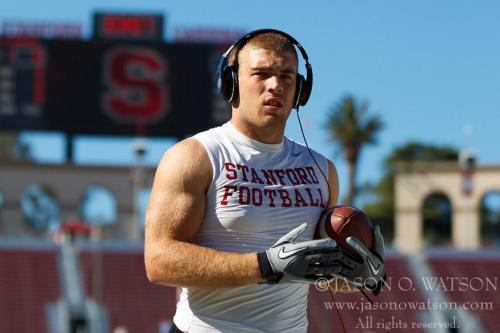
173;122;330;333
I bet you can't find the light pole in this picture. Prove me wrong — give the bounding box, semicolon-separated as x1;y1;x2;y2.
131;138;147;241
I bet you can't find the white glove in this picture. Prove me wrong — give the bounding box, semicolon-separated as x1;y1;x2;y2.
338;225;386;295
257;223;344;284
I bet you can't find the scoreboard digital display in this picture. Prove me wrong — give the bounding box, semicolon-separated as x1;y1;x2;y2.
0;37;47;129
0;14;233;138
93;13;164;41
0;39;230;137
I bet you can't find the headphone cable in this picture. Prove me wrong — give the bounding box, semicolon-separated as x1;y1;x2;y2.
296;108;346;333
296;108;377;332
295;108;329;186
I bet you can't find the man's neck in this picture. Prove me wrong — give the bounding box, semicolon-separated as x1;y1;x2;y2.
229;118;284;144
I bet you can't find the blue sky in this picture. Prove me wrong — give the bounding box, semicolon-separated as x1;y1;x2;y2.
2;0;500;203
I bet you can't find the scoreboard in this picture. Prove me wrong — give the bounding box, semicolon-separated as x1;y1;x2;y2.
0;37;230;137
47;40;229;136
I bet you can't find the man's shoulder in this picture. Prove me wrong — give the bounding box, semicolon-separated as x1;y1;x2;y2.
157;138;213;189
162;138;211;170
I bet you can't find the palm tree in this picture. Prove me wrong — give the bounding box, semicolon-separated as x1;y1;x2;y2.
325;95;383;205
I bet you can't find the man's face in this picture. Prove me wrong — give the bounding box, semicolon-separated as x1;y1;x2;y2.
235;47;298;129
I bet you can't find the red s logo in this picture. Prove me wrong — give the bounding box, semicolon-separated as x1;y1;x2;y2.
102;46;168;124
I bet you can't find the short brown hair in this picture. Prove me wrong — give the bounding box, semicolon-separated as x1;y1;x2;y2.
227;32;298;67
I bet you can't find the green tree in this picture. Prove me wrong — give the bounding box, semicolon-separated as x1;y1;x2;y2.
362;142;458;241
325;95;383;205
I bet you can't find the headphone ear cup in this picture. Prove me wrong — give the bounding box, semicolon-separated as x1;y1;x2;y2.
220;66;233;101
294;74;305;108
221;65;239;103
229;67;239;103
299;64;313;106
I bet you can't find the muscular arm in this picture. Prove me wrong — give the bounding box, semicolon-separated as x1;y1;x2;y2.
326;160;339;209
144;139;263;288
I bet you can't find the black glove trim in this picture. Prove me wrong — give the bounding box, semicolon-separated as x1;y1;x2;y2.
257;252;282;283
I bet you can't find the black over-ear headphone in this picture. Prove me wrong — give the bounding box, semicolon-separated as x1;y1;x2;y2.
216;29;313;109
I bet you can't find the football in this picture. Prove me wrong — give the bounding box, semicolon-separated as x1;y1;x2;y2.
315;205;374;259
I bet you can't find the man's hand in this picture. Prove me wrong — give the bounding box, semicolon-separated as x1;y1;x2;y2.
257;223;343;284
338;225;386;295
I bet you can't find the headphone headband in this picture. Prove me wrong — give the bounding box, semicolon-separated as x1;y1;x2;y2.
216;28;313;108
222;29;310;63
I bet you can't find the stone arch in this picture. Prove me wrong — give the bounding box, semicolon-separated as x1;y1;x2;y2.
80;186;118;225
21;183;61;233
421;192;453;246
479;190;500;247
395;163;500;252
0;162;157;240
